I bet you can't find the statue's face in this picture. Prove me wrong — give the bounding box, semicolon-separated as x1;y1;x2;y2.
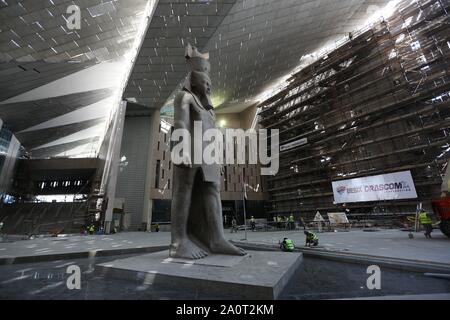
192;72;211;96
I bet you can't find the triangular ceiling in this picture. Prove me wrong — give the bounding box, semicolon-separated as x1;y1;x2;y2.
29;137;100;159
0;88;112;132
125;0;394;114
0;0;150;158
0;60;95;101
16;117;104;150
1;0;396;158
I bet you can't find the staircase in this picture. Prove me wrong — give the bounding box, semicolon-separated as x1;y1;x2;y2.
0;202;88;235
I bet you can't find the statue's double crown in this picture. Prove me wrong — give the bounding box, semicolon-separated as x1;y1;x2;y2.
185;43;210;75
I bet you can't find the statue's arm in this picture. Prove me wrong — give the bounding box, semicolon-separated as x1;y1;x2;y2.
174;92;193;167
174;92;191;131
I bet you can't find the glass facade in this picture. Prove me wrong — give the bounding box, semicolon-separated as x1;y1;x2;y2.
0;125;13;174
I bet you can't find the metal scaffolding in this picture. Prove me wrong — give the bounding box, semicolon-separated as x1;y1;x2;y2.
258;0;450;222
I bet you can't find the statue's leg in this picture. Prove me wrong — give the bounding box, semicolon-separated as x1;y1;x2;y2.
170;166;208;259
202;181;246;256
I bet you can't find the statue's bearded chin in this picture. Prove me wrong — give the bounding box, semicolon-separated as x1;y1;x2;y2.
198;93;214;111
203;95;214;111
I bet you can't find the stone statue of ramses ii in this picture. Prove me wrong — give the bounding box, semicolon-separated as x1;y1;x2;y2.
169;44;245;260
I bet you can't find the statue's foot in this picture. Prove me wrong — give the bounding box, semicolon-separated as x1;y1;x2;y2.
170;239;208;260
210;238;246;256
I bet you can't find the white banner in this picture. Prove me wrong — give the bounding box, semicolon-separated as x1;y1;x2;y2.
327;212;349;224
332;171;418;203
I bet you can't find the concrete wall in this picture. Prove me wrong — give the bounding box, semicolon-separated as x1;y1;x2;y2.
151;111;268;202
149;115;172;200
102;102;127;233
215;113;242;129
115;115;153;230
114;107;160;231
215;105;258;130
241;105;259;129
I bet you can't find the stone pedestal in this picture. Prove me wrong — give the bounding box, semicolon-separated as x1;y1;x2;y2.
96;250;302;299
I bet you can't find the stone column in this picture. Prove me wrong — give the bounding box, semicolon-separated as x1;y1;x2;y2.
103;102;127;234
142;109;161;231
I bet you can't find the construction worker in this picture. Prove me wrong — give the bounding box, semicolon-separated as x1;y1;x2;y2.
419;209;433;239
304;230;319;247
230;217;238;233
289;214;295;230
223;214;228;228
276;215;282;229
97;226;105;235
250;216;256;231
280;238;295;252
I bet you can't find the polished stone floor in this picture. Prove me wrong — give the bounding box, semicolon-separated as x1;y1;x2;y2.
0;253;449;300
1;229;449;266
1;228;449;300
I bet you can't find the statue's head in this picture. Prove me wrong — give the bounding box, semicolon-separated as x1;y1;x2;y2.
191;71;211;97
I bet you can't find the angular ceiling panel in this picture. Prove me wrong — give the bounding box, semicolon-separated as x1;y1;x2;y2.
29;137;100;159
1;0;395;159
125;0;393;114
0;88;112;132
123;0;238;109
0;0;149;157
0;0;148;64
204;0;393;113
16;117;104;150
0;60;95;101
